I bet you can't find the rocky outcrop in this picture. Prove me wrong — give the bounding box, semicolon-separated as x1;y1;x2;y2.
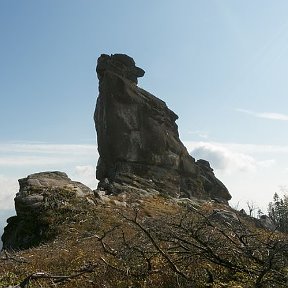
256;215;276;231
1;172;94;250
94;54;231;203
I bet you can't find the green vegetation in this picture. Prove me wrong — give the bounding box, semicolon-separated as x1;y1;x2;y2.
268;192;288;233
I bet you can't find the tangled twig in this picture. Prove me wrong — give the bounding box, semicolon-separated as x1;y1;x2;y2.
4;263;97;288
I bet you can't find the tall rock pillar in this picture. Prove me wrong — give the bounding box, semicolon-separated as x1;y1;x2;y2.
94;53;231;203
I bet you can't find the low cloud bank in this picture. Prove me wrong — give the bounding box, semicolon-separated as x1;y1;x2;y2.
1;141;288;215
190;142;257;173
186;141;276;174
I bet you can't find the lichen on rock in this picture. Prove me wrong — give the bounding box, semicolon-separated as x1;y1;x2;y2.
94;53;231;203
1;171;94;250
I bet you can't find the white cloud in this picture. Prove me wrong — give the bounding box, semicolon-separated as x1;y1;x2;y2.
0;143;97;155
217;143;288;154
0;156;72;167
184;141;288;212
0;143;98;167
0;175;18;210
72;165;97;189
257;159;276;168
189;142;258;173
237;108;288;121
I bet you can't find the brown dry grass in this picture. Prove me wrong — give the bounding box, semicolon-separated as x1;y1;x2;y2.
1;194;288;287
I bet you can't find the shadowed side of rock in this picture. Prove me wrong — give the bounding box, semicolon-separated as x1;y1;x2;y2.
94;53;231;203
1;171;94;250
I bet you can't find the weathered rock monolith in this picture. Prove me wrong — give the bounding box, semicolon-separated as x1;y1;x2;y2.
1;172;93;250
94;53;231;203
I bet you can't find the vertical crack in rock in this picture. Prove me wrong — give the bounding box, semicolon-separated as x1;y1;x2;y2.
94;53;231;203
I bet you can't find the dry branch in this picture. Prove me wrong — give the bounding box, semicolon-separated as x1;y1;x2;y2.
3;263;97;288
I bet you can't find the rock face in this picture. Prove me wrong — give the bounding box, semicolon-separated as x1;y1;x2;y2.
257;215;276;231
1;171;94;250
94;53;231;203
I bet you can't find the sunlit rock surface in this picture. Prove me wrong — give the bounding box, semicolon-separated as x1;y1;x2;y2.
1;171;94;250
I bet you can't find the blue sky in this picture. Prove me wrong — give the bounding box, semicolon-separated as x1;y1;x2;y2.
1;0;288;223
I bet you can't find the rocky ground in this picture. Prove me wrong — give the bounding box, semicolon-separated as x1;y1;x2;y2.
1;171;288;287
